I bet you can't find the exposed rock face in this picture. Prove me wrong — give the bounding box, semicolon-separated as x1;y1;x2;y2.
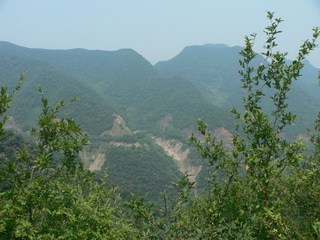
109;141;141;147
100;114;132;136
152;136;201;182
151;127;233;182
213;127;233;148
80;150;106;172
4;116;22;132
158;114;173;129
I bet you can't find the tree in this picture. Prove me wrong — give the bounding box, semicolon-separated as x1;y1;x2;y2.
128;12;320;239
0;82;134;238
188;11;320;239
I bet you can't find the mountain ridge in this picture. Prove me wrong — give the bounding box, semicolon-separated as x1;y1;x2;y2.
2;41;319;203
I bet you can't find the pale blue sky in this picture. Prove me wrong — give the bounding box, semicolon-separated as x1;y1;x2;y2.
0;0;319;67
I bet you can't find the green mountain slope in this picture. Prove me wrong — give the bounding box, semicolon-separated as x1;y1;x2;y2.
0;43;217;204
0;51;115;135
122;75;233;133
0;41;158;87
0;41;233;134
155;44;320;138
155;44;248;108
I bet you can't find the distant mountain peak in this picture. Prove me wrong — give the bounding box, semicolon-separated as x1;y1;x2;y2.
202;43;230;48
181;43;231;52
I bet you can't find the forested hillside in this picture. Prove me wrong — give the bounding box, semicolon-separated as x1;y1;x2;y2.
0;41;233;132
0;36;319;203
0;41;235;202
155;43;320;138
0;51;116;135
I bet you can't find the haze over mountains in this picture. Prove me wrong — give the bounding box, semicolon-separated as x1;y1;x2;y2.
1;41;319;203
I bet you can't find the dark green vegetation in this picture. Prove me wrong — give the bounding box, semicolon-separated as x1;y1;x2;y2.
1;12;320;239
0;85;135;238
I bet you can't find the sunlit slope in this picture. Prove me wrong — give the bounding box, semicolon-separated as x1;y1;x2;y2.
155;44;320;137
0;41;233;134
0;51;115;135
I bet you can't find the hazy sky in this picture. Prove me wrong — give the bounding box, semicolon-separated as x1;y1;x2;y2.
0;0;319;67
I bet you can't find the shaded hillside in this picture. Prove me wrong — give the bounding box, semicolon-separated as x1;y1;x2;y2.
295;59;320;100
122;75;233;133
155;44;249;108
